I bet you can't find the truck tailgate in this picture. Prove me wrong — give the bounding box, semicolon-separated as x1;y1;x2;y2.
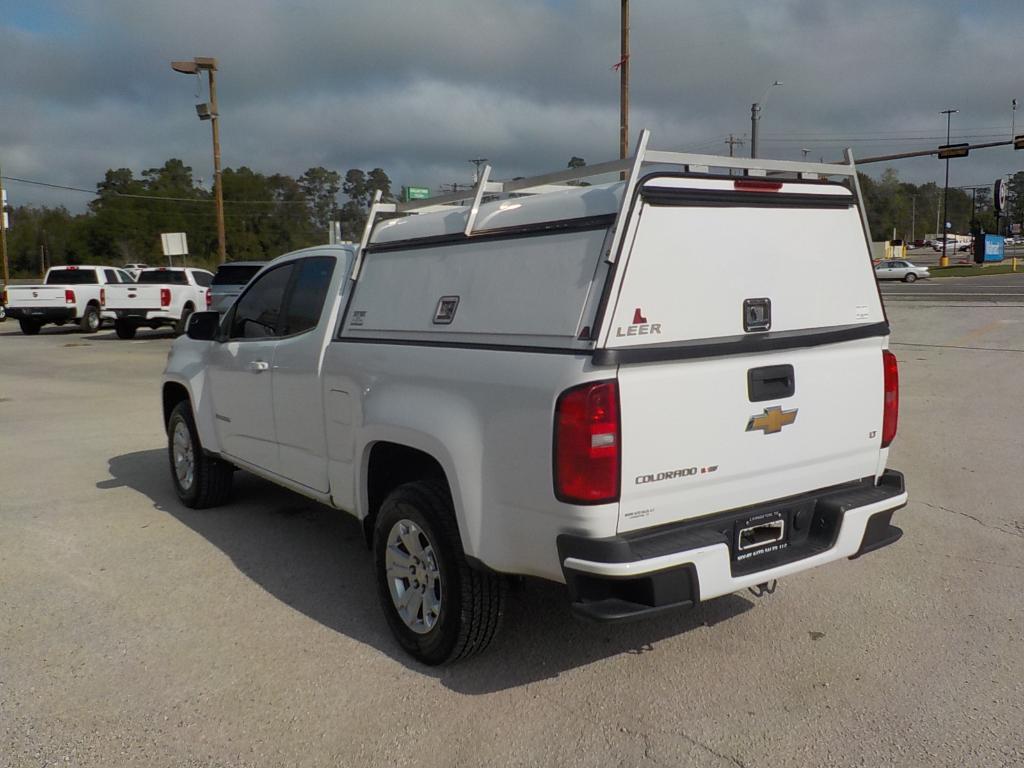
105;284;163;309
6;286;66;308
598;176;888;533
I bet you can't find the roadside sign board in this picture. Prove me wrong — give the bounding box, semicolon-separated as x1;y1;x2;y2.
995;178;1007;214
1014;134;1024;150
160;232;188;256
983;234;1005;262
403;186;430;201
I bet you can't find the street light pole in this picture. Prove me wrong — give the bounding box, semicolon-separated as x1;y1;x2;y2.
619;0;629;162
940;108;958;267
171;57;226;264
0;166;8;291
750;80;782;159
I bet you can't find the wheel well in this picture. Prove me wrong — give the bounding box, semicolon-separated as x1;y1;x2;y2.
364;442;449;544
162;383;190;433
87;299;100;308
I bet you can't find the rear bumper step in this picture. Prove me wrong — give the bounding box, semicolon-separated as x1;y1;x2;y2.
6;307;76;322
558;470;906;622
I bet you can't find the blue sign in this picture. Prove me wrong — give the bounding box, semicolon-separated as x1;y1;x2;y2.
983;234;1005;263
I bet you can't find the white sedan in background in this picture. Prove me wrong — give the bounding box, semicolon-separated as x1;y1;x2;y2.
875;260;930;282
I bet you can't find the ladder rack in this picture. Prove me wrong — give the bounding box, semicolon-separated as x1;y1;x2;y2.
355;130;864;274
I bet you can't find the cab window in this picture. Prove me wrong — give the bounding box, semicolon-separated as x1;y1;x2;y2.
281;257;336;336
229;263;294;339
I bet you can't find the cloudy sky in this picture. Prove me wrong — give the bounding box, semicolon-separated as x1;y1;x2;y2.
2;0;1023;211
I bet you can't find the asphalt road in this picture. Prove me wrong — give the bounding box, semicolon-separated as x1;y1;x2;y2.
2;312;1022;767
879;271;1024;302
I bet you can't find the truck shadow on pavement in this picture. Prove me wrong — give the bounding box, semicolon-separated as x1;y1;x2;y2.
101;449;754;695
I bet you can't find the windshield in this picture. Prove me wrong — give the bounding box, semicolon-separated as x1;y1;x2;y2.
137;270;188;285
212;264;263;287
45;269;98;285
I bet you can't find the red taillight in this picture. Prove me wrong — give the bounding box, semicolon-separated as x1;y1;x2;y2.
160;288;171;307
100;288;106;307
554;380;620;504
882;350;899;448
205;289;212;309
65;289;75;304
734;179;783;192
1;290;7;305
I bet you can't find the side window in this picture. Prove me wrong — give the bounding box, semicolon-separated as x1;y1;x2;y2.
192;271;212;288
117;270;134;283
104;269;119;283
229;264;294;339
281;257;336;336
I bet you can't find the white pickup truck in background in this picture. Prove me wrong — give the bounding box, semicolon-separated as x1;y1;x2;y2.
161;134;908;665
104;267;213;339
4;265;135;335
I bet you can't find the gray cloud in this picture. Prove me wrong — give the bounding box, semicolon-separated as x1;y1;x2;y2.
3;0;1023;212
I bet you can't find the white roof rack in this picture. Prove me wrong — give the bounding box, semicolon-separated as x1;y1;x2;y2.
354;130;864;277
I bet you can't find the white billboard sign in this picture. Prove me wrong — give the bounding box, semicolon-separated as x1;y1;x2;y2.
160;232;189;256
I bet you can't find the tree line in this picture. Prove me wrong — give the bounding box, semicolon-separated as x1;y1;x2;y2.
4;159;395;276
5;162;1024;276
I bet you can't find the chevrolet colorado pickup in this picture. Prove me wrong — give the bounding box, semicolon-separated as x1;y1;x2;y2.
161;134;907;664
4;265;134;334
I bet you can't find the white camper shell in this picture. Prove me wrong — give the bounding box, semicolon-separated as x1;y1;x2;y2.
163;131;906;664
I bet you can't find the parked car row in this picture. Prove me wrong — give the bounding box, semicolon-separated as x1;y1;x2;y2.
2;260;265;336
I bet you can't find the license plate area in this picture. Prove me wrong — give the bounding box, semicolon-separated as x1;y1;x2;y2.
733;510;789;564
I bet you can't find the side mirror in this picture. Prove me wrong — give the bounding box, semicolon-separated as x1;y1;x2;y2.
186;311;221;341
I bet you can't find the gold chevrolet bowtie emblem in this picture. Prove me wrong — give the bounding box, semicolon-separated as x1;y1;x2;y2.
746;405;798;435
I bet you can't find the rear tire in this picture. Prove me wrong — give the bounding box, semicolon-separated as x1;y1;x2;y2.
903;273;918;283
175;305;194;336
374;481;505;665
167;401;233;509
80;304;101;333
114;319;137;339
18;319;41;335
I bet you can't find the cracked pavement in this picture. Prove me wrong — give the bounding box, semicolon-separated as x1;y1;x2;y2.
1;302;1022;768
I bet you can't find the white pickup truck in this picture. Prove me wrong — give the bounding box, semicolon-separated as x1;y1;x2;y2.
104;267;213;339
4;265;135;335
161;134;907;664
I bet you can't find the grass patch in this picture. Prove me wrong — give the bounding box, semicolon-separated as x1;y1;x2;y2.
928;263;1023;278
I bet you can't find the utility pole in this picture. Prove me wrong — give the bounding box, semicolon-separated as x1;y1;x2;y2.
750;80;782;159
619;0;629;163
0;166;8;291
171;57;226;263
724;134;744;157
911;195;916;242
469;158;489;184
940;108;958;267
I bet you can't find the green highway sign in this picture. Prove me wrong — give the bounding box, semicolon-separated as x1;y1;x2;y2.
404;186;430;201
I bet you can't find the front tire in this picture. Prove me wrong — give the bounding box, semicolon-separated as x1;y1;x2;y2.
903;273;918;283
374;481;505;665
18;319;41;335
114;319;137;339
80;304;101;333
167;401;233;509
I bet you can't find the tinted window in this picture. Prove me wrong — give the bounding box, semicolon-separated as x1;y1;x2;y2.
138;270;188;285
282;257;336;335
192;271;213;287
104;269;119;283
212;264;263;286
45;269;98;285
117;270;135;283
229;263;294;339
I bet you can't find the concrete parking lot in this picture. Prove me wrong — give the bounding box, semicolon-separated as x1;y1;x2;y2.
2;302;1022;768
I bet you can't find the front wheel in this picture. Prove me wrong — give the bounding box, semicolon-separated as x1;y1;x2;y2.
167;401;233;508
0;304;5;322
374;481;505;665
903;273;918;283
18;319;41;335
114;319;137;339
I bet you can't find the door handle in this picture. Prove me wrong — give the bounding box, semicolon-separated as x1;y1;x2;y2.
247;360;270;373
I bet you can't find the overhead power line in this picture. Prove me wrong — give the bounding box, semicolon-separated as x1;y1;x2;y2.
0;175;310;205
